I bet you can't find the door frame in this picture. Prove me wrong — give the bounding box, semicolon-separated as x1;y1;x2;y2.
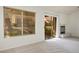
43;12;60;40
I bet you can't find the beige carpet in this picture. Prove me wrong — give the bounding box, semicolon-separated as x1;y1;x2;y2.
0;38;79;53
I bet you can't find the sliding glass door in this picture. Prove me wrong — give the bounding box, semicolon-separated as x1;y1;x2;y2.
4;7;35;38
44;15;57;40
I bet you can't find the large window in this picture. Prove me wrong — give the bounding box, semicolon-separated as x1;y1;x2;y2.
4;7;35;38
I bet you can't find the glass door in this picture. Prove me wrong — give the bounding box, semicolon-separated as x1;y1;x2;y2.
44;15;57;40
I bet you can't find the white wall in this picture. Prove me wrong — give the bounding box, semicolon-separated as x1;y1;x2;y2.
0;6;67;51
41;11;68;37
0;6;45;50
67;11;79;37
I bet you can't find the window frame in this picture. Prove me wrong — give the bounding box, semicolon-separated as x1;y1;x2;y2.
4;7;36;38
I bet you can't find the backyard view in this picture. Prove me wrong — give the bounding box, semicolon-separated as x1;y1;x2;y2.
4;7;35;38
44;15;56;39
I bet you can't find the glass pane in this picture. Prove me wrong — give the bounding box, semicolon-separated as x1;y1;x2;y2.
23;11;35;35
4;7;22;38
44;16;57;39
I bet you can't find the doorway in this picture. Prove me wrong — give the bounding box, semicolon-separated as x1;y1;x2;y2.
44;15;57;40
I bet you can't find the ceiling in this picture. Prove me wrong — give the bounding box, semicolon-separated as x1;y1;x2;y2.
42;6;79;14
9;6;79;14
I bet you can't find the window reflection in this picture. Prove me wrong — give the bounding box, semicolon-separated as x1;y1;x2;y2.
4;7;35;38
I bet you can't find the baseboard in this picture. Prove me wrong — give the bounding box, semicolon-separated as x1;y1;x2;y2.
69;36;79;39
